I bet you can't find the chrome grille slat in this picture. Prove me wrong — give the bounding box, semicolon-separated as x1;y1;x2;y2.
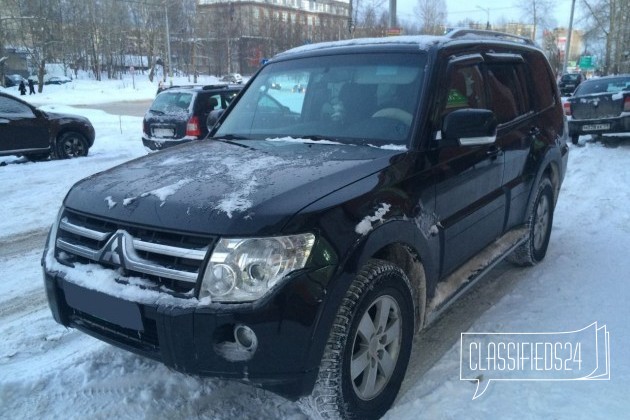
55;210;213;293
132;239;207;260
59;217;110;241
57;238;101;260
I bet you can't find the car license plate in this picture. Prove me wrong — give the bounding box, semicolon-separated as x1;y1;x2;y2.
63;282;144;331
582;124;610;131
152;128;174;138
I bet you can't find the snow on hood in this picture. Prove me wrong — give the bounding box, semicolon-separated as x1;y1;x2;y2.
64;139;403;236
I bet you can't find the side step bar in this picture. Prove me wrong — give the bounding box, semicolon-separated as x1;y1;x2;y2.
424;227;528;327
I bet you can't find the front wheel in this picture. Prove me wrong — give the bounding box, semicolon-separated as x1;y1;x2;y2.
571;135;579;145
508;178;554;266
56;132;89;159
300;260;415;420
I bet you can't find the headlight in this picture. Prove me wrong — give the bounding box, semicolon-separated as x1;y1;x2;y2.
200;233;315;302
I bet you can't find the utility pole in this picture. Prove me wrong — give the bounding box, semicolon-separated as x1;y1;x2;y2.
476;6;490;30
562;0;576;75
389;0;397;28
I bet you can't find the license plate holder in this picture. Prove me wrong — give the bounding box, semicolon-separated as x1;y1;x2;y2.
582;123;610;131
152;128;174;138
64;282;144;331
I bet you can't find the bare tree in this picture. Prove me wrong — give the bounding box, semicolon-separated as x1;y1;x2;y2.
516;0;554;41
414;0;447;35
581;0;630;74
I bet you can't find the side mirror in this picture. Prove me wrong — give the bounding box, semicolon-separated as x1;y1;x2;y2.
207;109;225;129
441;109;497;146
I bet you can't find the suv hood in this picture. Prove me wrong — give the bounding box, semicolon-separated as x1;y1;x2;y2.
44;111;91;124
64;140;403;236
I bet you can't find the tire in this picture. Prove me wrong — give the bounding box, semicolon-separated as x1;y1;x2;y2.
300;260;415;420
508;178;554;266
571;135;579;145
56;132;89;159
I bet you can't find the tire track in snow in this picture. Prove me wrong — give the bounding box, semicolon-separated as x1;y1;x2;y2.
0;227;48;259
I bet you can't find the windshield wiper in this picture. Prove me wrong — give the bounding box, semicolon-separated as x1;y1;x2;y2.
213;134;250;140
295;134;340;142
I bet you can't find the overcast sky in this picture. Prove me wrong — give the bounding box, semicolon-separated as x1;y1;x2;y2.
396;0;578;29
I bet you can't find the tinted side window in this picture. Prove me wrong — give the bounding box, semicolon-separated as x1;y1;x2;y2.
526;53;555;110
486;63;529;124
0;96;34;116
222;91;239;107
442;63;486;116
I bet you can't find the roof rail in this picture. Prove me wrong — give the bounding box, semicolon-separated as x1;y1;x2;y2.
162;83;231;91
445;28;535;46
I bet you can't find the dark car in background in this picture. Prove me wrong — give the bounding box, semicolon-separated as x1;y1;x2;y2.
558;73;584;95
45;76;72;85
142;84;242;151
3;74;25;87
565;74;630;144
0;91;95;160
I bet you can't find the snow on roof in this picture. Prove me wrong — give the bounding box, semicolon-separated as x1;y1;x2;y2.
277;35;447;58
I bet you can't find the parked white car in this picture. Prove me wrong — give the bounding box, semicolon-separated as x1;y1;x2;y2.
221;73;243;84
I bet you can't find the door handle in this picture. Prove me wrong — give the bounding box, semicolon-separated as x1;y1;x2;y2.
486;146;502;158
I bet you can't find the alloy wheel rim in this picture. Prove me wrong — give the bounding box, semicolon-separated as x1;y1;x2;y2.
63;137;84;157
350;294;402;400
533;194;550;251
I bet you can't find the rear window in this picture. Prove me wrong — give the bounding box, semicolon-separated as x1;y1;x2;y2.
575;77;630;96
561;74;581;82
150;92;194;115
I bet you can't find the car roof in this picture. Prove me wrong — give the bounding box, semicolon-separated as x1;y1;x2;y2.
160;84;242;94
273;29;538;61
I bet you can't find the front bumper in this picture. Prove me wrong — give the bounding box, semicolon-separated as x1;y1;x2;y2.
568;114;630;137
43;264;332;400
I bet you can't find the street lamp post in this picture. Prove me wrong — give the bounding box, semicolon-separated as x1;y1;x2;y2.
476;6;490;30
562;0;577;75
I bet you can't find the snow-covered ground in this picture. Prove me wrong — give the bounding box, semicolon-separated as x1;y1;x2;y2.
1;79;629;419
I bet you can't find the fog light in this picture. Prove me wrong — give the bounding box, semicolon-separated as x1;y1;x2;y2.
234;325;258;352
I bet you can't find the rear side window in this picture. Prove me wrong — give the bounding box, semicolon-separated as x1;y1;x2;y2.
222;91;240;107
486;63;530;124
527;53;555;110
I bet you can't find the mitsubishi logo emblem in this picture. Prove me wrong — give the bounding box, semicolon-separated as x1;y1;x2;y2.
99;230;134;268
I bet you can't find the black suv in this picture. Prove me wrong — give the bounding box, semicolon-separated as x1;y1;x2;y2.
558;73;583;96
142;84;242;151
43;30;568;419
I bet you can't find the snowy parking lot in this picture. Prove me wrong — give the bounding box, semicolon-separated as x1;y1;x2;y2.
1;79;629;419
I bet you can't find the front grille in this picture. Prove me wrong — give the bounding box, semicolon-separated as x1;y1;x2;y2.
55;209;215;294
71;308;160;353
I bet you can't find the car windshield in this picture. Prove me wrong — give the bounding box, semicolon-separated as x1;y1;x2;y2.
215;52;426;146
574;77;630;96
150;91;194;114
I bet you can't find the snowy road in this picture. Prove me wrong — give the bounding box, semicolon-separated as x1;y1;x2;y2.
1;80;629;419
